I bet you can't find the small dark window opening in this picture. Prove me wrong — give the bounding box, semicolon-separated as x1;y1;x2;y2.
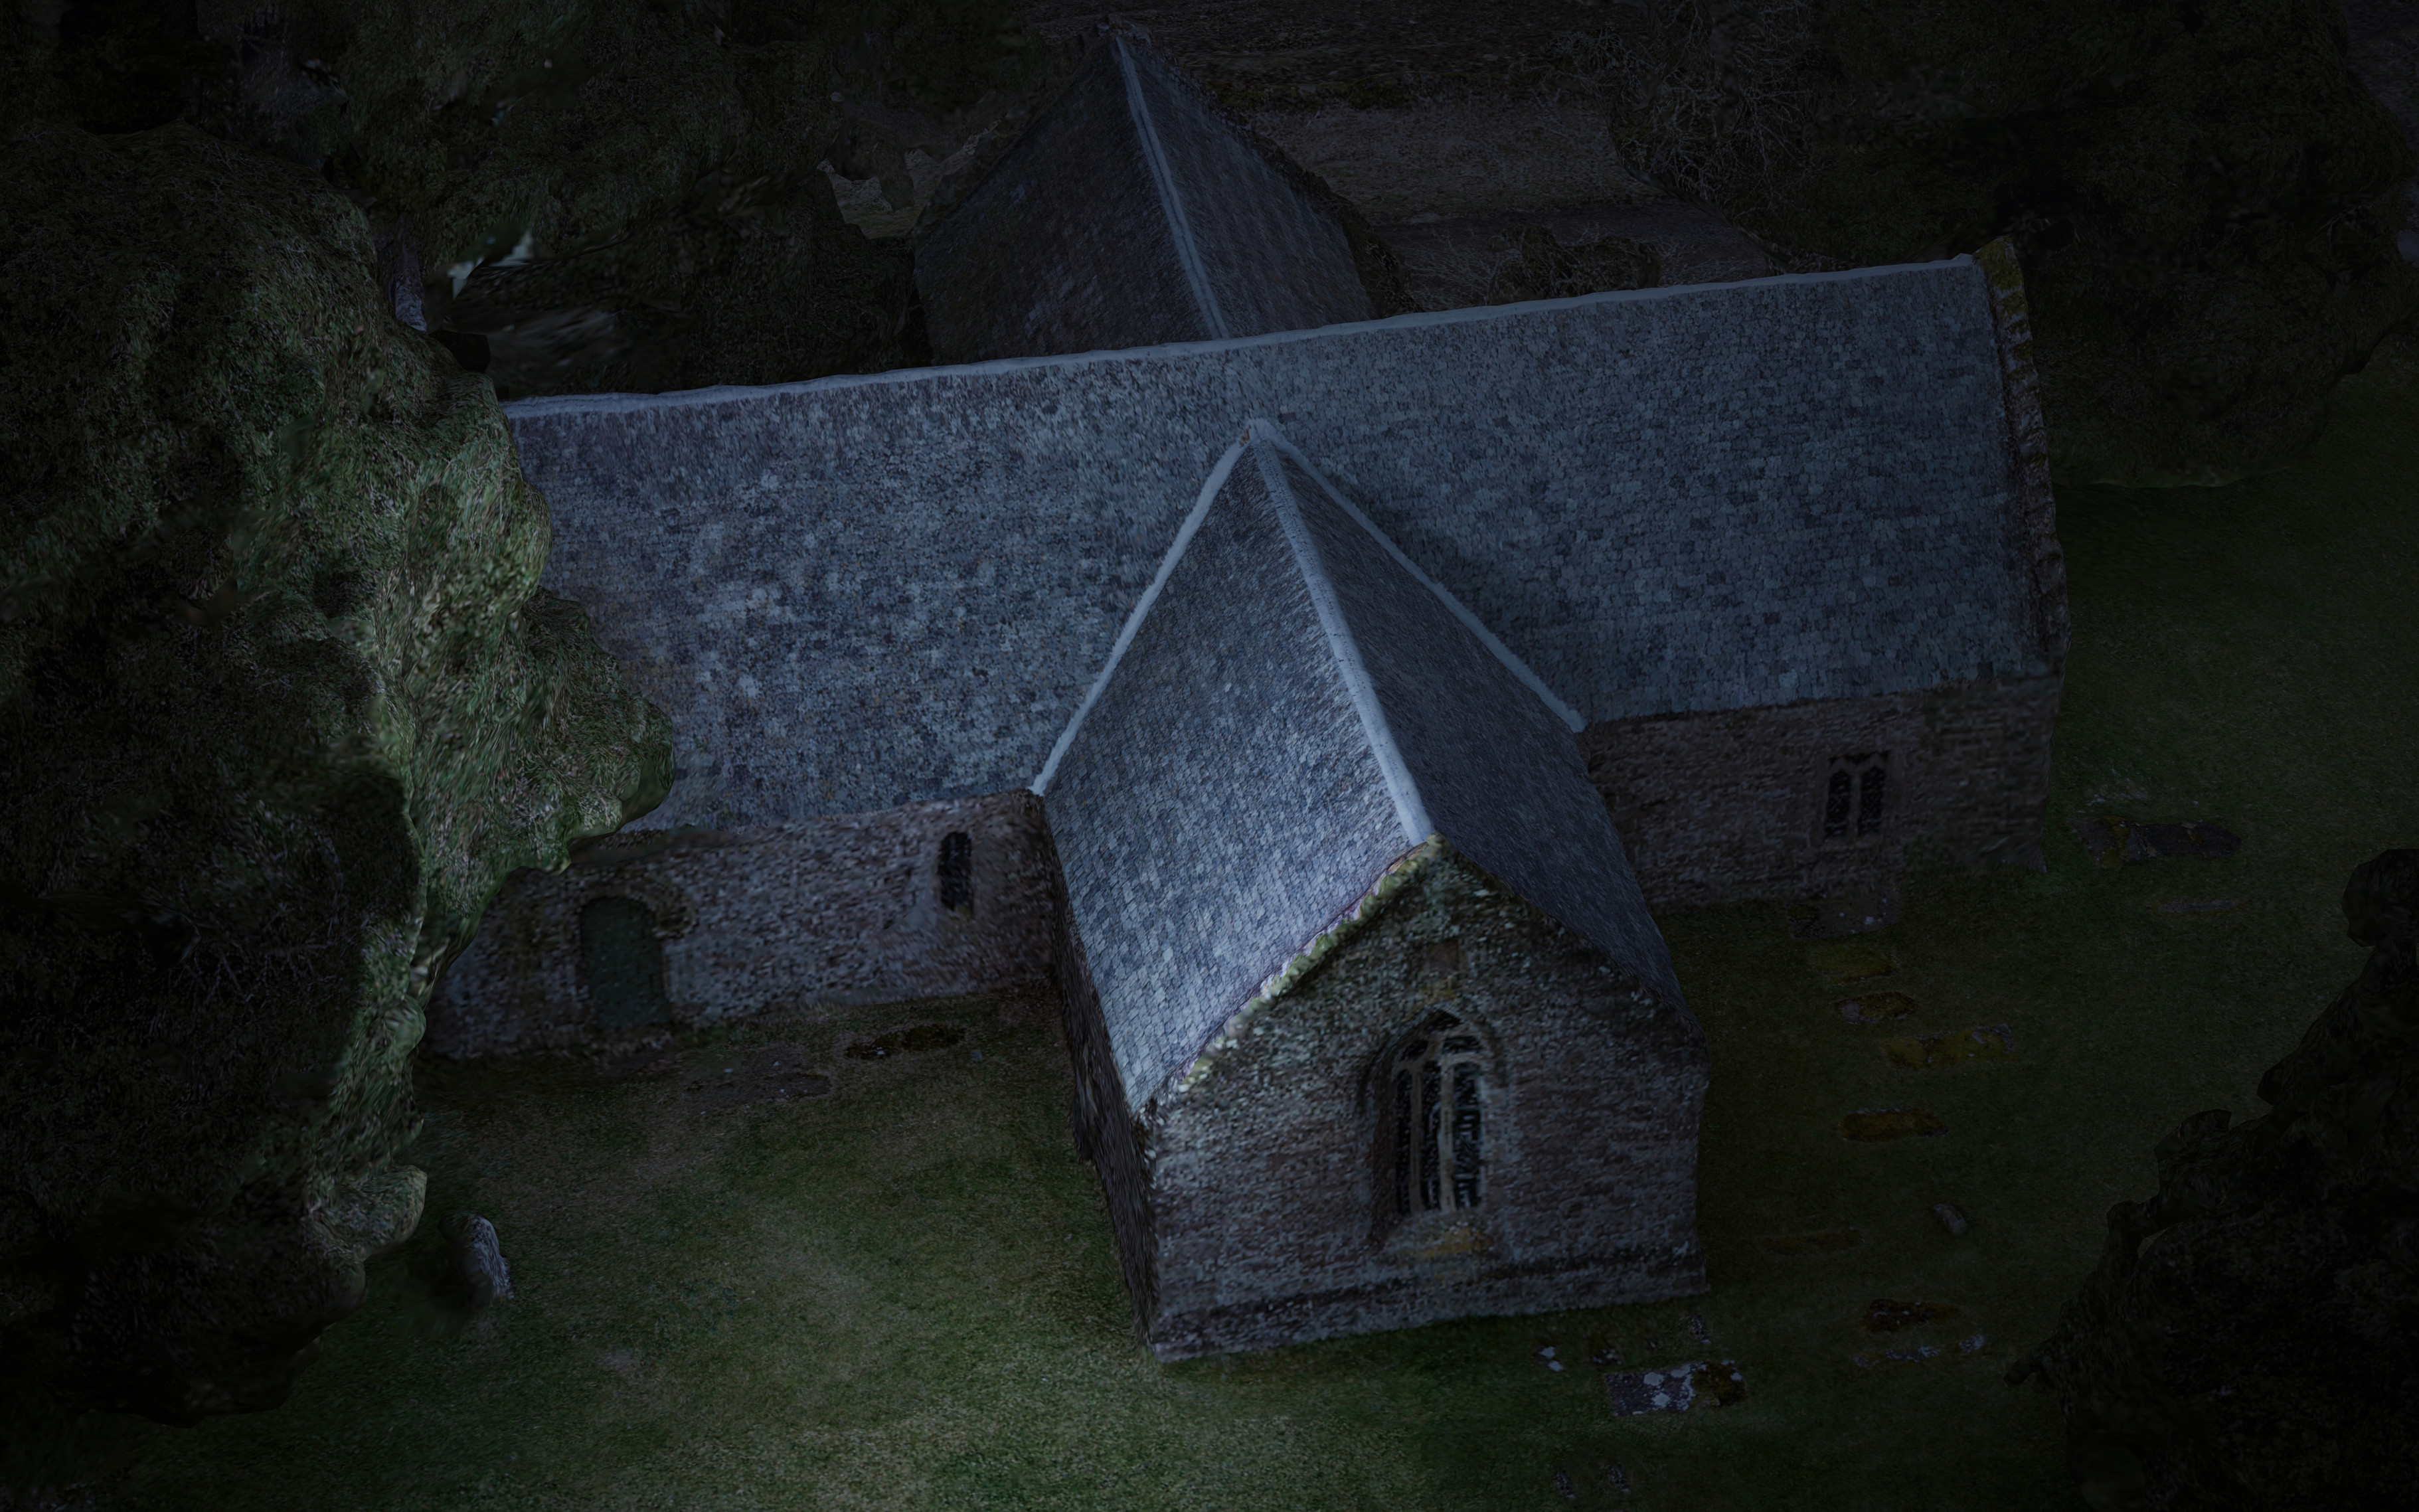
1391;1012;1485;1217
1823;770;1854;839
1858;766;1887;835
938;830;973;912
1822;752;1890;843
581;896;668;1031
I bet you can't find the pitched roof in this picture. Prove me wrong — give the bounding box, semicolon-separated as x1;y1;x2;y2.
1040;420;1681;1105
505;259;2045;832
912;33;1371;363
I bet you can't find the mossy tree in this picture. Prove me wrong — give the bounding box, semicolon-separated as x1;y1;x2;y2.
0;119;669;1422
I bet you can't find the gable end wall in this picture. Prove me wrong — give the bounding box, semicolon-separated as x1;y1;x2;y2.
1139;848;1708;1360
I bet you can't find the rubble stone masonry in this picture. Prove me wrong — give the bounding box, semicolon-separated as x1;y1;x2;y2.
1578;672;2061;912
426;790;1054;1057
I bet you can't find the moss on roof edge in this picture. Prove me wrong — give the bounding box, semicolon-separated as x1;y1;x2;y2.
1171;832;1448;1096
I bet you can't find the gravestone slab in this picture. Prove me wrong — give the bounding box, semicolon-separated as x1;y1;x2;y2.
2073;815;2242;867
682;1043;835;1114
1788;886;1902;939
1835;991;1918;1024
1602;1360;1746;1414
1880;1025;2013;1068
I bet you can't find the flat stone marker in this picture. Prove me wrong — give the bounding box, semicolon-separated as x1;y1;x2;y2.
843;1023;969;1060
2073;815;2242;867
1788;886;1902;940
1835;991;1918;1024
1879;1025;2013;1068
1808;941;1896;983
1853;1333;1986;1368
1841;1108;1947;1141
1756;1228;1861;1255
683;1043;837;1114
1604;1359;1746;1415
1861;1299;1960;1333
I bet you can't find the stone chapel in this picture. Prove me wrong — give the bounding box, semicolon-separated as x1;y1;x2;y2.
428;27;2066;1357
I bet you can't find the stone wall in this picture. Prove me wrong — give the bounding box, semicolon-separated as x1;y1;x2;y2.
426;790;1054;1057
1051;823;1161;1333
1579;671;2062;912
1135;845;1708;1361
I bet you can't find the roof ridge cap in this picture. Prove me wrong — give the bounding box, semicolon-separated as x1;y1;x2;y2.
1114;36;1228;340
1249;418;1431;848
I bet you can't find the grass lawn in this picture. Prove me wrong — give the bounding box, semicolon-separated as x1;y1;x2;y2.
80;337;2419;1511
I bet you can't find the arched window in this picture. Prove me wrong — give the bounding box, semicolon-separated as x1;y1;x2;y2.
580;895;668;1031
1391;1011;1485;1217
938;830;973;913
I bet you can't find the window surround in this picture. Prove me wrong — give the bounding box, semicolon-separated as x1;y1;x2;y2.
1817;750;1893;849
1375;1005;1495;1251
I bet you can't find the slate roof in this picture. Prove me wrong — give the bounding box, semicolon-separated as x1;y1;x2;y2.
912;33;1370;363
1040;420;1683;1105
505;258;2047;832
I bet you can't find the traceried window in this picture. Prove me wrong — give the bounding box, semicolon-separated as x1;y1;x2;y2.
1392;1011;1485;1217
1822;752;1890;842
938;831;973;912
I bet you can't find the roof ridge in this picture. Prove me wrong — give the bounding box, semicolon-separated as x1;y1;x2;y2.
1249;419;1432;848
1029;429;1251;796
1114;36;1228;341
502;256;1979;420
1256;427;1586;733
